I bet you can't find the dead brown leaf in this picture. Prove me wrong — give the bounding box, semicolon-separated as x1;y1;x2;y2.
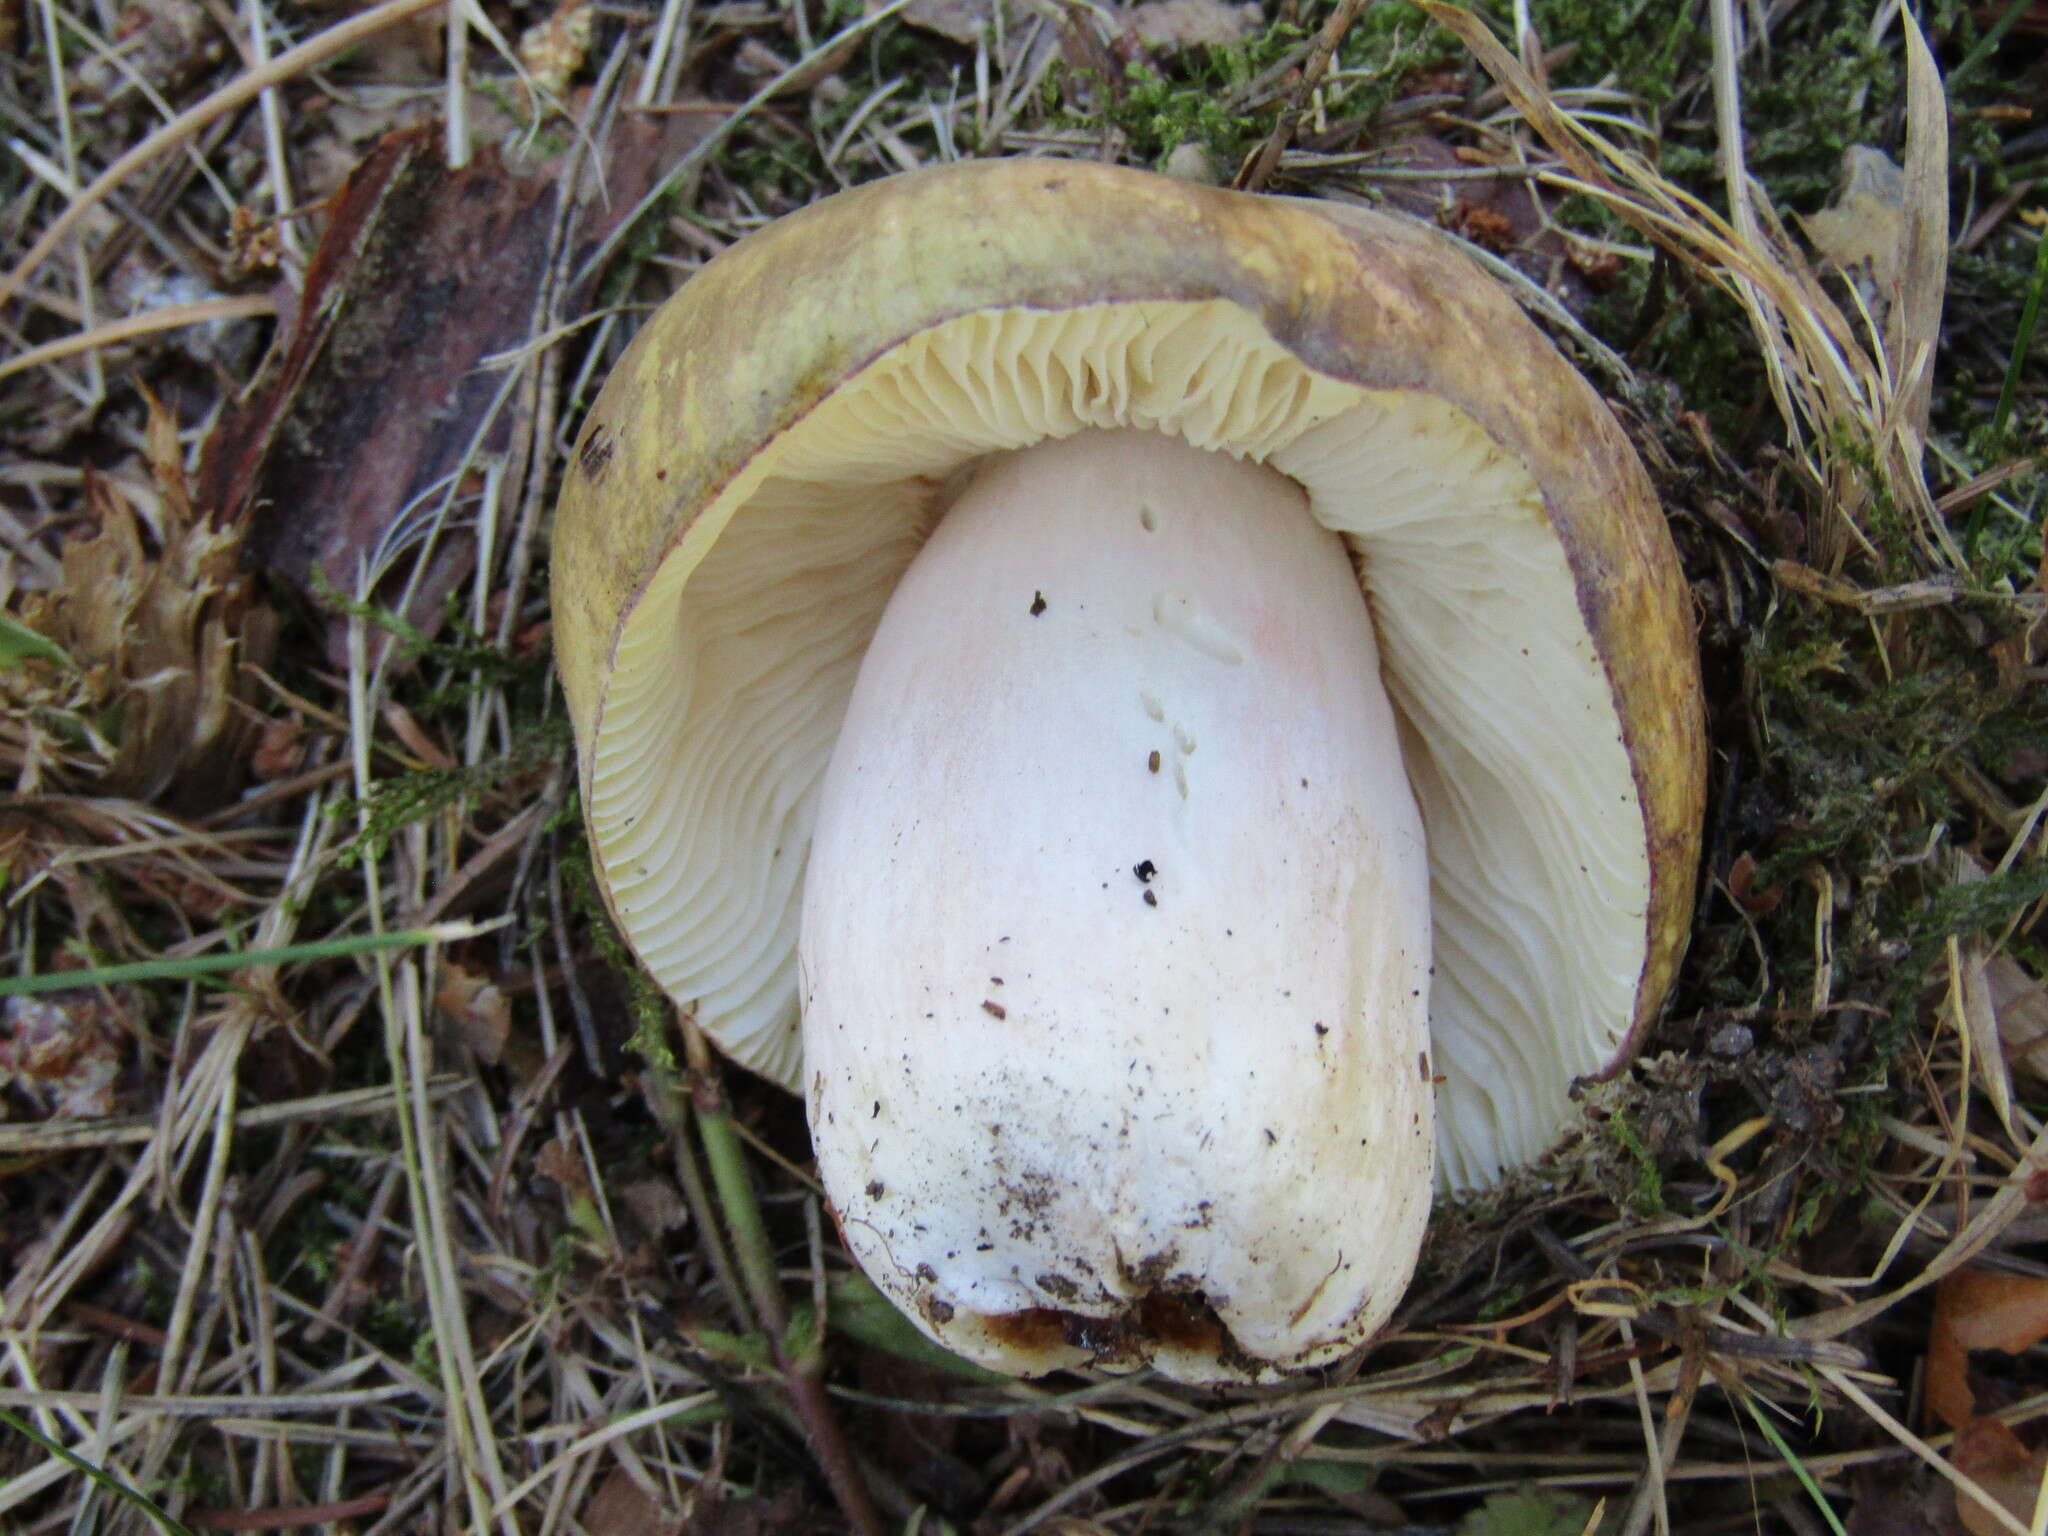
1803;146;1910;298
1333;133;1610;315
73;0;226;106
250;715;309;781
1951;1417;2048;1536
1727;850;1783;914
1121;0;1263;53
435;962;511;1065
893;0;1004;46
534;1133;594;1206
1928;1268;2048;1431
617;1177;689;1236
1987;955;2048;1081
688;1486;811;1536
1844;1467;1951;1536
579;1468;687;1536
197;112;710;665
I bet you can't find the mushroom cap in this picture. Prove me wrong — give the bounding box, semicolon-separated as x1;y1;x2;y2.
553;157;1706;1191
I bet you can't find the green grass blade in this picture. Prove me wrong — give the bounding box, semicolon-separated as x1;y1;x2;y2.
0;1409;199;1536
1738;1394;1847;1536
1950;0;2036;90
1991;221;2047;441
0;919;502;998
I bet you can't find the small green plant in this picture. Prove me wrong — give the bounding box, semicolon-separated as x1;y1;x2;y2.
1604;1109;1667;1216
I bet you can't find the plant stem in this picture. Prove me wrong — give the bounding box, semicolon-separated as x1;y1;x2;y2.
640;1065;755;1333
682;1021;885;1536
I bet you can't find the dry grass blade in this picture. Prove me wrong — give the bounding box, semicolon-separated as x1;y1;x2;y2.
1893;18;1950;475
343;608;516;1536
1414;0;1957;569
0;0;450;318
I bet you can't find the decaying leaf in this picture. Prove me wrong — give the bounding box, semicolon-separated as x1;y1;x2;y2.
1951;1417;2048;1536
435;961;512;1065
72;0;226;106
197;114;710;665
1121;0;1263;52
1;392;276;807
1987;954;2048;1081
579;1469;686;1536
1802;146;1909;296
893;0;1004;45
893;0;1257;53
616;1177;689;1236
1928;1266;2048;1534
250;714;310;781
1844;1467;1955;1536
1455;1488;1606;1536
0;991;132;1119
1933;1269;2048;1406
1332;133;1612;315
535;1133;595;1206
517;1;594;101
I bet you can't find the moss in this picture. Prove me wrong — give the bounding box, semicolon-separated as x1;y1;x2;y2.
1098;57;1272;167
1332;5;1465;121
1050;27;1301;169
1722;652;2041;1026
1053;6;1460;169
331;729;563;867
559;818;676;1073
363;1295;427;1357
1738;21;1901;206
315;597;567;866
1602;1110;1667;1217
1518;0;1700;109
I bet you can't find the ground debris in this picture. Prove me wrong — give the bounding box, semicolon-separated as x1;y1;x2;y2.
71;0;225;106
1928;1268;2048;1535
1;393;276;807
1121;0;1264;53
0;991;132;1120
580;1467;688;1535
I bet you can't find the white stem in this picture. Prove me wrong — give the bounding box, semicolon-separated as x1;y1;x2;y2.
800;429;1435;1383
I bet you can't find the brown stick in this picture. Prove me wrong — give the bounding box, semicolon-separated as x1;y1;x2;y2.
1235;0;1373;193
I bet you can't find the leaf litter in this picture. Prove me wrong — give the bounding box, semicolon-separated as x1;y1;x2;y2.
0;0;2042;1532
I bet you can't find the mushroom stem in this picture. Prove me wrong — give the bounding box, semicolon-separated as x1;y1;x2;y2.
799;428;1436;1382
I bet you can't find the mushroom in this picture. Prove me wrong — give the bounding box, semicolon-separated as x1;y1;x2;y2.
553;159;1706;1383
